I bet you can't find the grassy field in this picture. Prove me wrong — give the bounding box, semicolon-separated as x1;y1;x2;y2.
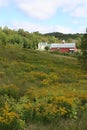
0;46;87;130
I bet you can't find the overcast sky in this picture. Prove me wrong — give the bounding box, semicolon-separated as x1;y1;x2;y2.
0;0;87;34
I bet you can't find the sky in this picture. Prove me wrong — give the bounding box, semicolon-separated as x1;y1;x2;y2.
0;0;87;34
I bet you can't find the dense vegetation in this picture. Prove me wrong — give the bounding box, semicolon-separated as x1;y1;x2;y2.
0;26;83;49
45;32;83;47
0;45;87;130
79;32;87;70
45;32;82;40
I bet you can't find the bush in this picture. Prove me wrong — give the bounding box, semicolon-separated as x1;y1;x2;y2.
0;102;25;130
0;84;20;99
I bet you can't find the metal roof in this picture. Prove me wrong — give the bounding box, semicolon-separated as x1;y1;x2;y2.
50;43;76;48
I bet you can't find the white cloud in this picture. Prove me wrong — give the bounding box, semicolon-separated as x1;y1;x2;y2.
13;0;68;20
1;0;87;19
0;0;10;7
0;0;5;6
12;21;72;34
13;0;87;19
70;1;87;18
1;0;87;33
14;0;60;20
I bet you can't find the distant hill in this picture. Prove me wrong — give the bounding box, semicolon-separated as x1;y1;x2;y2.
44;32;83;41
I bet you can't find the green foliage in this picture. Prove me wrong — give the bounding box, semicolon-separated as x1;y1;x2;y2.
0;30;8;46
45;32;82;43
0;96;26;130
45;46;49;51
0;26;82;49
0;84;19;99
79;33;87;70
50;50;81;58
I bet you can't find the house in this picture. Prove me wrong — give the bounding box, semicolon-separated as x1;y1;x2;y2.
38;42;48;50
50;43;77;53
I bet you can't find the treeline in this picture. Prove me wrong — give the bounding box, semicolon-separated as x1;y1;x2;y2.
0;26;83;48
45;32;83;40
45;32;83;48
0;26;61;49
0;26;44;49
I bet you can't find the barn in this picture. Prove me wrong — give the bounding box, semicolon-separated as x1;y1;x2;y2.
50;43;77;53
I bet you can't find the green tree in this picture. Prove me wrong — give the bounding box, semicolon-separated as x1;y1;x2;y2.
79;31;87;70
45;46;49;51
0;30;8;46
22;37;29;48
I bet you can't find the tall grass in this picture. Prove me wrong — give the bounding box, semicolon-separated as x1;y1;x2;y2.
0;46;87;130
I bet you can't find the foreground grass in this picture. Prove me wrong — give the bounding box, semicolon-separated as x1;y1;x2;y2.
0;46;87;130
26;117;87;130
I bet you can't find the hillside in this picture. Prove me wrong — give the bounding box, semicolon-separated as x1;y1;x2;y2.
44;32;83;41
0;46;87;130
0;47;83;89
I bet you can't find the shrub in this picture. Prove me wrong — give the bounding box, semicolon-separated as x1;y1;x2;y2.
0;102;25;130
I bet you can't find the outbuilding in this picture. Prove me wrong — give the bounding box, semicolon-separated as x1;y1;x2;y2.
38;42;48;50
